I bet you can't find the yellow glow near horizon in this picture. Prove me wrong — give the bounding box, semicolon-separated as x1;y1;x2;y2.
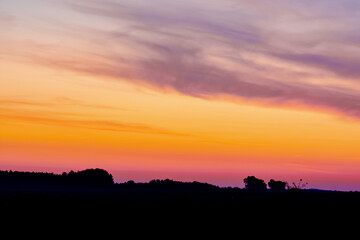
2;59;360;164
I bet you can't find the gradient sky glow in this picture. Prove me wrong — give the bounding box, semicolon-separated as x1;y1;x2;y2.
1;0;360;190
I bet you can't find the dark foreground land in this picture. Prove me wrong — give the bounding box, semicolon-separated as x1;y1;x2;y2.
1;168;360;218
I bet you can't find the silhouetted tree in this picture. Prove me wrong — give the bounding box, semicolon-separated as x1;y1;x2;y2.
243;176;267;192
268;179;286;192
64;169;114;186
0;168;114;187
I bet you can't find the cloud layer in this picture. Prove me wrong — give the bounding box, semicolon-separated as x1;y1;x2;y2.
3;0;360;118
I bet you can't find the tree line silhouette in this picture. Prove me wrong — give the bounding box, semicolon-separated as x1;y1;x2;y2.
1;168;360;216
243;176;304;192
0;168;299;192
0;168;114;187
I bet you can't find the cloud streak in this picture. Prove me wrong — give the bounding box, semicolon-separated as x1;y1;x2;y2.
0;97;127;110
0;111;191;138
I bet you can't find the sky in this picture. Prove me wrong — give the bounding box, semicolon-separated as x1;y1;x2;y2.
1;0;360;190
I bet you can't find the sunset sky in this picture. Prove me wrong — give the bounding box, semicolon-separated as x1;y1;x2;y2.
1;0;360;190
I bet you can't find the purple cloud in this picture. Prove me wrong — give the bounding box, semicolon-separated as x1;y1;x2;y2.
273;53;360;79
6;0;360;119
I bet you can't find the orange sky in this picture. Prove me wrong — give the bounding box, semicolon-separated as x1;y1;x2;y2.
1;0;360;190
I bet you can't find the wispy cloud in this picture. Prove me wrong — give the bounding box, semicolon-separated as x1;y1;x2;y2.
4;0;360;119
0;110;191;138
0;97;128;110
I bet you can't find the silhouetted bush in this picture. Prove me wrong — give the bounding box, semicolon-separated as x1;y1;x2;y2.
286;179;308;192
148;179;219;191
268;179;287;192
243;176;267;192
125;180;135;185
